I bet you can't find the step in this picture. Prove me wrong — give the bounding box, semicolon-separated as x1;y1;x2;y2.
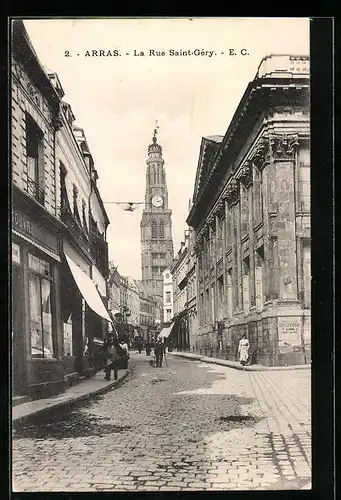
12;395;29;407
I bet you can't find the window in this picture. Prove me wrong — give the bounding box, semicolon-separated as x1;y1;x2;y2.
28;253;55;359
243;257;250;314
159;220;165;239
200;292;204;326
253;166;263;225
240;184;249;236
217;217;224;260
209;229;215;267
151;220;157;239
166;309;172;321
255;246;265;312
60;162;70;212
299;160;310;212
26;114;44;204
226;269;233;318
73;184;81;224
82;199;88;233
302;241;311;308
166;291;171;303
211;284;215;322
218;275;224;318
205;288;210;323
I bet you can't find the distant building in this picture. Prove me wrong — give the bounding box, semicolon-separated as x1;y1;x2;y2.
187;54;310;366
162;269;173;324
136;281;157;341
171;234;190;350
186;226;198;352
107;263;121;315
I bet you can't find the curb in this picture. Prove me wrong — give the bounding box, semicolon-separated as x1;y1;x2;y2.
12;368;130;426
168;353;311;372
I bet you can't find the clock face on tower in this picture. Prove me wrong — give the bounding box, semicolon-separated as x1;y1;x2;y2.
152;196;163;208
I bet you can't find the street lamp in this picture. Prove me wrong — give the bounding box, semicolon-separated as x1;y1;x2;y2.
103;201;157;212
103;201;145;212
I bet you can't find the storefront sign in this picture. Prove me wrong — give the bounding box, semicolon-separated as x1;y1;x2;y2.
278;316;302;349
12;209;59;253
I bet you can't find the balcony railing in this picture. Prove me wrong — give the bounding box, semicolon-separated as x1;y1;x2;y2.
27;177;45;205
60;205;89;247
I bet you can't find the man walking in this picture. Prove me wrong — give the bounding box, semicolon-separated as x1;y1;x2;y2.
154;339;164;368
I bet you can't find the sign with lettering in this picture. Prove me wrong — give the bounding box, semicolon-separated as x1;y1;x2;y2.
278;316;302;348
12;209;59;254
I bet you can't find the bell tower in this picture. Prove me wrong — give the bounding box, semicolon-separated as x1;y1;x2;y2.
140;124;174;301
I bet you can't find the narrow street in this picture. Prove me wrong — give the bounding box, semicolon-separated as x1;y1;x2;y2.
12;355;311;492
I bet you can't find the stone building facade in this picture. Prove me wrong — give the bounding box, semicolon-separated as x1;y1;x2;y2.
162;269;173;324
186;227;198;352
171;235;190;350
136;281;157;341
11;20;111;400
55;98;110;381
107;263;121;315
11;20;64;400
187;55;310;366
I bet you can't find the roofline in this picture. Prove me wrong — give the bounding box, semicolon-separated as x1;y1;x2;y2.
187;72;309;226
12;20;61;113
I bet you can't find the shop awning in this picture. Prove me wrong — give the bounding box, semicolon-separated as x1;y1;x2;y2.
158;323;175;339
64;252;112;322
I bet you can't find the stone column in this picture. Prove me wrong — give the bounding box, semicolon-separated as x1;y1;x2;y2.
239;161;254;307
225;179;240;312
269;134;300;301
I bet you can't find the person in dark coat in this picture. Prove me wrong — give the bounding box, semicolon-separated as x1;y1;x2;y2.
154;339;164;368
145;342;151;356
105;339;120;381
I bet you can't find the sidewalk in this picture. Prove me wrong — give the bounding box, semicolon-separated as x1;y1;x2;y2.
12;367;130;426
168;351;311;371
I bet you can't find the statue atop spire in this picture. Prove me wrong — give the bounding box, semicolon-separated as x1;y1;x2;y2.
153;120;159;144
148;120;163;156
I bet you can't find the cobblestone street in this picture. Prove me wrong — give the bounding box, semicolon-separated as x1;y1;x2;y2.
12;354;311;492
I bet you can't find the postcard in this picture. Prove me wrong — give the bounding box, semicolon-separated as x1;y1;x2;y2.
11;17;312;493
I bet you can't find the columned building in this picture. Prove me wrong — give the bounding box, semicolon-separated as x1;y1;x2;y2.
187;55;310;366
140;127;174;303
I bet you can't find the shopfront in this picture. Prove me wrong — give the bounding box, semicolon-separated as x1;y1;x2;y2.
12;207;64;399
61;247;112;377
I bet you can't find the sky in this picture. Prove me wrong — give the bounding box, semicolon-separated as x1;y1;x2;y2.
23;17;309;280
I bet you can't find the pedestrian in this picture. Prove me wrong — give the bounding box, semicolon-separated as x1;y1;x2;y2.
118;337;130;369
105;338;120;381
154;339;164;368
146;341;151;356
238;334;250;366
